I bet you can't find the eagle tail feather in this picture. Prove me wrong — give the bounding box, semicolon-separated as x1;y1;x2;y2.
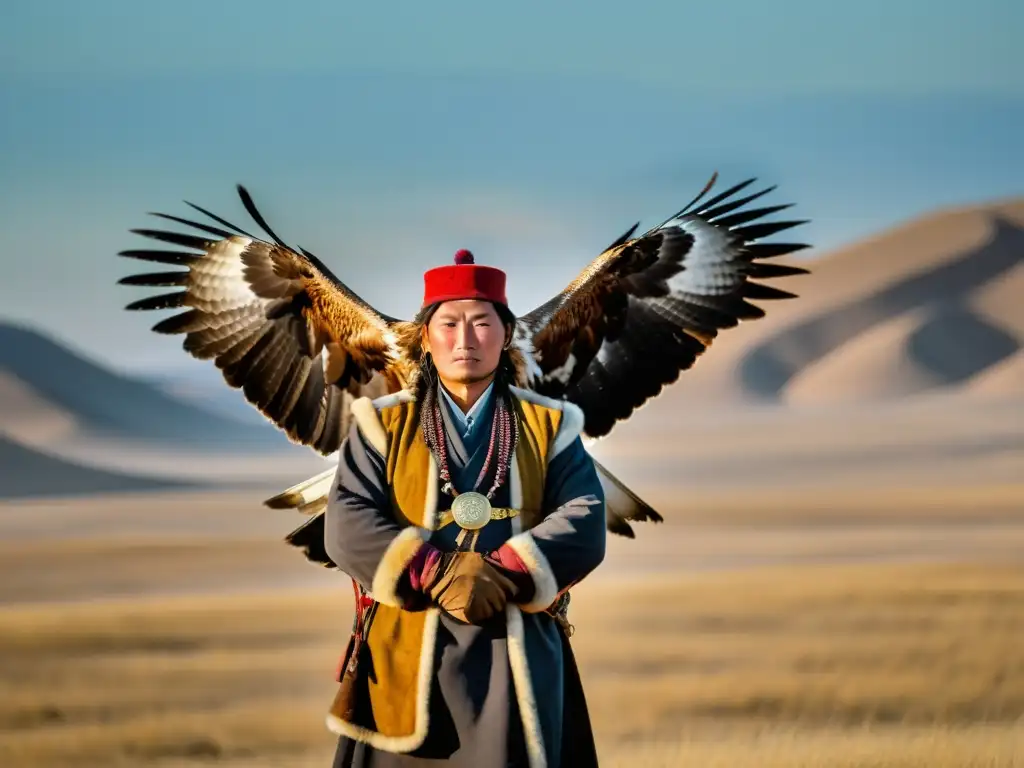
264;468;336;566
263;466;336;512
590;455;663;539
283;513;334;568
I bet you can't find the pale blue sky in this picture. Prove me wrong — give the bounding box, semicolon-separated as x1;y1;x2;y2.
3;0;1019;92
0;1;1020;373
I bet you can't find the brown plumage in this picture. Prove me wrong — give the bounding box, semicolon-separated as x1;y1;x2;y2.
517;173;811;438
119;173;810;551
121;198;410;456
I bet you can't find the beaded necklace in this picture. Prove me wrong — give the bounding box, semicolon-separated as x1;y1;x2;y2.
421;380;520;502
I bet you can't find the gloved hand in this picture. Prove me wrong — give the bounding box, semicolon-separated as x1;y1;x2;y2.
419;551;518;624
485;547;537;606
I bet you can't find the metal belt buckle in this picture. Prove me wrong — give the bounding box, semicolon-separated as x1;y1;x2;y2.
451;491;492;530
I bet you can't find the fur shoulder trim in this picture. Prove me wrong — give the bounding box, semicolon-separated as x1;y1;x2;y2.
509;386;585;459
551;399;584;458
507;385;565;411
350;390;415;455
371;389;416;410
350;397;388;455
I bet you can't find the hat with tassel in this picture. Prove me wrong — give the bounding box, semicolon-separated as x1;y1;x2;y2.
421;249;507;308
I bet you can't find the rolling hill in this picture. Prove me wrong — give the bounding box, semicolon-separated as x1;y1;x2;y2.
0;322;291;450
0;434;200;499
643;196;1024;411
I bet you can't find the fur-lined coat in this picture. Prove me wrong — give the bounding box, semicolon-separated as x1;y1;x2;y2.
323;381;606;767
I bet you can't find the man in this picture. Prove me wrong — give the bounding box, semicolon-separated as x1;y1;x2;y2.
323;249;607;767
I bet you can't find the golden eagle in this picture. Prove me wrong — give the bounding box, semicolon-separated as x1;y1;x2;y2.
119;173;809;558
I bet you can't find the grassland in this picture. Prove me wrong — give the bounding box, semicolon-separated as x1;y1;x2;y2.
1;561;1022;767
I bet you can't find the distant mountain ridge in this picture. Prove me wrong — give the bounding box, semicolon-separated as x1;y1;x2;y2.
621;196;1024;414
0;434;200;499
0;322;290;451
138;368;277;428
740;211;1024;402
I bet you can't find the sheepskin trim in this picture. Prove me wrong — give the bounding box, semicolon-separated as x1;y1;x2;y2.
507;385;585;458
325;608;440;752
503;530;560;614
422;451;439;530
350;397;388;455
510;453;523;535
507;605;548;768
506;436;558;613
370;526;430;607
550;399;584;458
505;450;547;767
371;389;416;409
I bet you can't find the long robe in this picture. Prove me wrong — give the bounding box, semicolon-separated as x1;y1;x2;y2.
323;383;606;767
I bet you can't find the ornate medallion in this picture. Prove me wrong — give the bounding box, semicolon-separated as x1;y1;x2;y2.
451;491;492;530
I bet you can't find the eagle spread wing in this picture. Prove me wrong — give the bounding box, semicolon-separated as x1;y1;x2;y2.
517;175;810;535
119;174;810;557
520;174;810;437
119;186;405;456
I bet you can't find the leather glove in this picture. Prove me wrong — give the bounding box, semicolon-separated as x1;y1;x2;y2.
485;549;537;605
420;551;518;624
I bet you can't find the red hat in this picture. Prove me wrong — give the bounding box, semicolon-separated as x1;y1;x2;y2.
421;249;507;308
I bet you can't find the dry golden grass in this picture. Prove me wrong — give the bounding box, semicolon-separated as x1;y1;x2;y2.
0;590;345;767
0;535;336;605
571;563;1024;766
1;562;1023;767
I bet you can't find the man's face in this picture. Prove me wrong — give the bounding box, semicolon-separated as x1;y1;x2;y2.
422;300;508;385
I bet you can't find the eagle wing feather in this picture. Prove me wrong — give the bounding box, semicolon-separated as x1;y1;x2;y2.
517;174;811;535
520;173;810;438
119;176;811;552
119;185;406;456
